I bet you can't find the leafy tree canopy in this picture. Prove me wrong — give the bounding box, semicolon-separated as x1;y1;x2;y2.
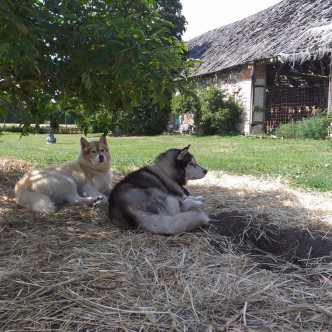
0;0;194;133
155;0;186;40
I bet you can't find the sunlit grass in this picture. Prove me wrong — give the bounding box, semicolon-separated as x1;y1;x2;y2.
1;132;332;191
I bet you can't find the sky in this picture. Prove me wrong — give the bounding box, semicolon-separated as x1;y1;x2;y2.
181;0;282;41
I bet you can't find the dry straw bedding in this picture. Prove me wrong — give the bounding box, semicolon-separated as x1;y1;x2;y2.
0;158;331;331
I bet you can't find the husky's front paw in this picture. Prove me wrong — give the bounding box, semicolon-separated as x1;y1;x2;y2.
181;197;203;211
189;195;204;201
93;195;107;207
192;200;203;208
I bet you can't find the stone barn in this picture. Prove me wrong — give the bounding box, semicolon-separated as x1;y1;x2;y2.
186;0;332;135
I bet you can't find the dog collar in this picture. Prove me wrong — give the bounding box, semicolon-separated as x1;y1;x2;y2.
181;186;190;196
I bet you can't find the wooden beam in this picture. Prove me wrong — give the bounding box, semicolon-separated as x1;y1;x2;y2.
249;62;256;133
328;56;332;114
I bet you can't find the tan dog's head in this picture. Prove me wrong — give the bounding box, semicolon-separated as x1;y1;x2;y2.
80;135;111;168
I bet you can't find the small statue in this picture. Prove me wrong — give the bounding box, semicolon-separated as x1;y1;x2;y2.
46;122;56;143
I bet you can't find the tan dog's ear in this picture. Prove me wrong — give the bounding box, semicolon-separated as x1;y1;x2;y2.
80;137;89;149
177;145;191;160
100;135;108;145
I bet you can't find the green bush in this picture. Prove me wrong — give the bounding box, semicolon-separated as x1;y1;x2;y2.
0;125;47;134
171;85;243;136
117;100;170;136
274;110;331;139
198;85;243;135
171;93;201;115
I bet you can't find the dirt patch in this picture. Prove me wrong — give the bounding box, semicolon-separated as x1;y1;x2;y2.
210;212;332;268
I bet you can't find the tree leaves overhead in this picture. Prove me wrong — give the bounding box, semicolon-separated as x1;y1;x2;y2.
0;0;195;132
154;0;187;41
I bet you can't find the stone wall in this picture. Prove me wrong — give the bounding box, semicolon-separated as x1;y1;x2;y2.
178;63;268;135
196;63;256;134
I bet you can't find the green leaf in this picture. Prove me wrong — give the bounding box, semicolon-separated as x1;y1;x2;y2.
21;39;34;60
132;28;145;39
81;72;92;90
7;45;21;60
16;22;28;36
79;33;87;45
149;26;169;37
0;98;14;114
33;63;41;75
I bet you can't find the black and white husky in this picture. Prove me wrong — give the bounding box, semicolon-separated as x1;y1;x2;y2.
108;145;209;235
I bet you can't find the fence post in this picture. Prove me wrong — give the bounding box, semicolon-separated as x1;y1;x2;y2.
328;56;332;138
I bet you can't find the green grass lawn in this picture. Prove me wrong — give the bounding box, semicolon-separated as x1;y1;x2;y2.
1;132;332;191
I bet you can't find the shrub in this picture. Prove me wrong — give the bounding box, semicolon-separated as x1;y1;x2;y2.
171;93;201;115
0;125;47;134
171;85;243;136
197;85;243;135
117;100;170;135
274;109;331;139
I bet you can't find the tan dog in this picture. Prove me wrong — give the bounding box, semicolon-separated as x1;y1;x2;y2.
15;135;112;214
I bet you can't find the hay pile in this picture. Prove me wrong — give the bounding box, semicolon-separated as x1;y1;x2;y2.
189;171;332;230
1;158;331;331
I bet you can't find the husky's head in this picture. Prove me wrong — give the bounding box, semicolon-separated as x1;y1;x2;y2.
155;145;207;185
80;135;111;168
177;145;207;182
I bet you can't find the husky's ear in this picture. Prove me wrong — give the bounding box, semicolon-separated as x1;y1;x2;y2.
177;145;191;160
99;135;108;145
80;137;89;149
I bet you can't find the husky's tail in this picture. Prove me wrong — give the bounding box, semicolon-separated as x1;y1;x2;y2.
15;186;56;214
137;211;210;235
